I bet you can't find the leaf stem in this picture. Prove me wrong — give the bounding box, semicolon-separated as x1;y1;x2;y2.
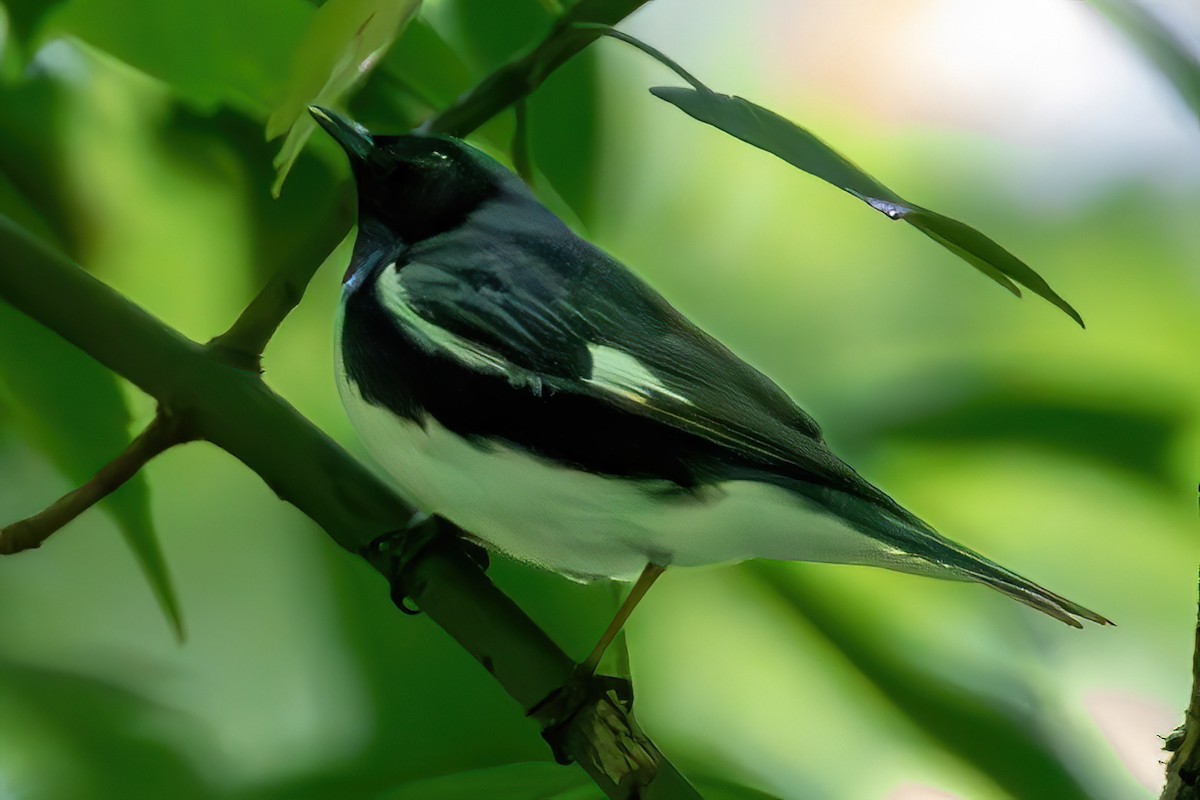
0;410;191;555
572;23;709;92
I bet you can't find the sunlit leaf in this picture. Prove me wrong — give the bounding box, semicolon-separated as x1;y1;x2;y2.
651;86;1084;326
0;298;183;639
1087;0;1200;120
267;0;421;196
376;761;600;800
38;0;311;114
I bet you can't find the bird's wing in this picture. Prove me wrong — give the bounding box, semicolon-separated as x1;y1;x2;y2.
384;235;911;517
380;241;1112;629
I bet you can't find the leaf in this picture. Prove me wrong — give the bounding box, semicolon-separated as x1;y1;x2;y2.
0;0;69;61
752;563;1096;800
650;86;1084;326
38;0;311;114
872;388;1181;486
0;299;183;639
1087;0;1200;120
267;0;421;196
375;762;600;800
525;49;601;223
435;0;602;221
367;18;477;117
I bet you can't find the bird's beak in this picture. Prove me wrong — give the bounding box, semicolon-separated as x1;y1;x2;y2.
308;105;374;163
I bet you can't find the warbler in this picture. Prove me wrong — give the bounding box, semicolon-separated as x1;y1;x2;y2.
312;107;1109;668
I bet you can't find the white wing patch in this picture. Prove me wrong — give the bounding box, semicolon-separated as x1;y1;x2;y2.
374;266;689;407
585;344;691;405
375;264;544;395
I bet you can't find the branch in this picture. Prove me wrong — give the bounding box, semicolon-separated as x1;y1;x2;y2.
0;410;191;555
426;0;650;137
0;215;698;798
1162;569;1200;799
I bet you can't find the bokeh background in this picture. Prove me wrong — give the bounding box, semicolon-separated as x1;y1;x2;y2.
0;0;1197;798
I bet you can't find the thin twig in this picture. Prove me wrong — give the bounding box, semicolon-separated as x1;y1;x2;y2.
1;205;698;800
572;23;710;92
425;0;651;137
0;410;192;555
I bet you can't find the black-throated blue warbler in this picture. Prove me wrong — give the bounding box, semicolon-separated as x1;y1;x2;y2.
311;106;1109;669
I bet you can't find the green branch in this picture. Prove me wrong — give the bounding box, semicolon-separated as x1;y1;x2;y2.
1161;571;1200;800
0;3;703;795
0;215;696;798
425;0;650;137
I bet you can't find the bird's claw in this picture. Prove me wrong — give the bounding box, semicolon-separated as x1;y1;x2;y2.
359;511;443;614
529;673;635;765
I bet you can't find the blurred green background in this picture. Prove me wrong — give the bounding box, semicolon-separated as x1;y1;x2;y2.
0;0;1196;798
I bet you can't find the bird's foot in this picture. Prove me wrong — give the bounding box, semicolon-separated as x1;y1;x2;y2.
359;511;447;614
529;672;635;765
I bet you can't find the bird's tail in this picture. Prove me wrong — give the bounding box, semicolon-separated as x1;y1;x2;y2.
881;516;1113;628
952;552;1112;628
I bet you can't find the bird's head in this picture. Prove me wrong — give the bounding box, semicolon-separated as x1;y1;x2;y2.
309;106;501;245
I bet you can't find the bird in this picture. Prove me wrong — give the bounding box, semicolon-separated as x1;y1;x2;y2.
310;106;1110;672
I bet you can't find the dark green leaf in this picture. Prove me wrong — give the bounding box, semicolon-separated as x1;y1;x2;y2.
1;0;69;61
752;563;1095;800
0;658;212;799
438;0;552;74
650;86;1084;326
873;388;1181;486
366;17;477;120
525;49;601;223
39;0;312;114
437;0;601;222
0;299;183;638
267;0;421;195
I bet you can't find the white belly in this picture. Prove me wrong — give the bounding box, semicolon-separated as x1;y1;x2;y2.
336;369;899;581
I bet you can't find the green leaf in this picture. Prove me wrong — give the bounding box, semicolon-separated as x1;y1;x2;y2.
0;299;183;639
436;0;602;221
0;0;69;64
38;0;311;114
650;86;1084;327
267;0;421;196
375;762;600;800
871;387;1181;486
1087;0;1200;120
752;563;1094;800
525;49;600;223
364;17;477;122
